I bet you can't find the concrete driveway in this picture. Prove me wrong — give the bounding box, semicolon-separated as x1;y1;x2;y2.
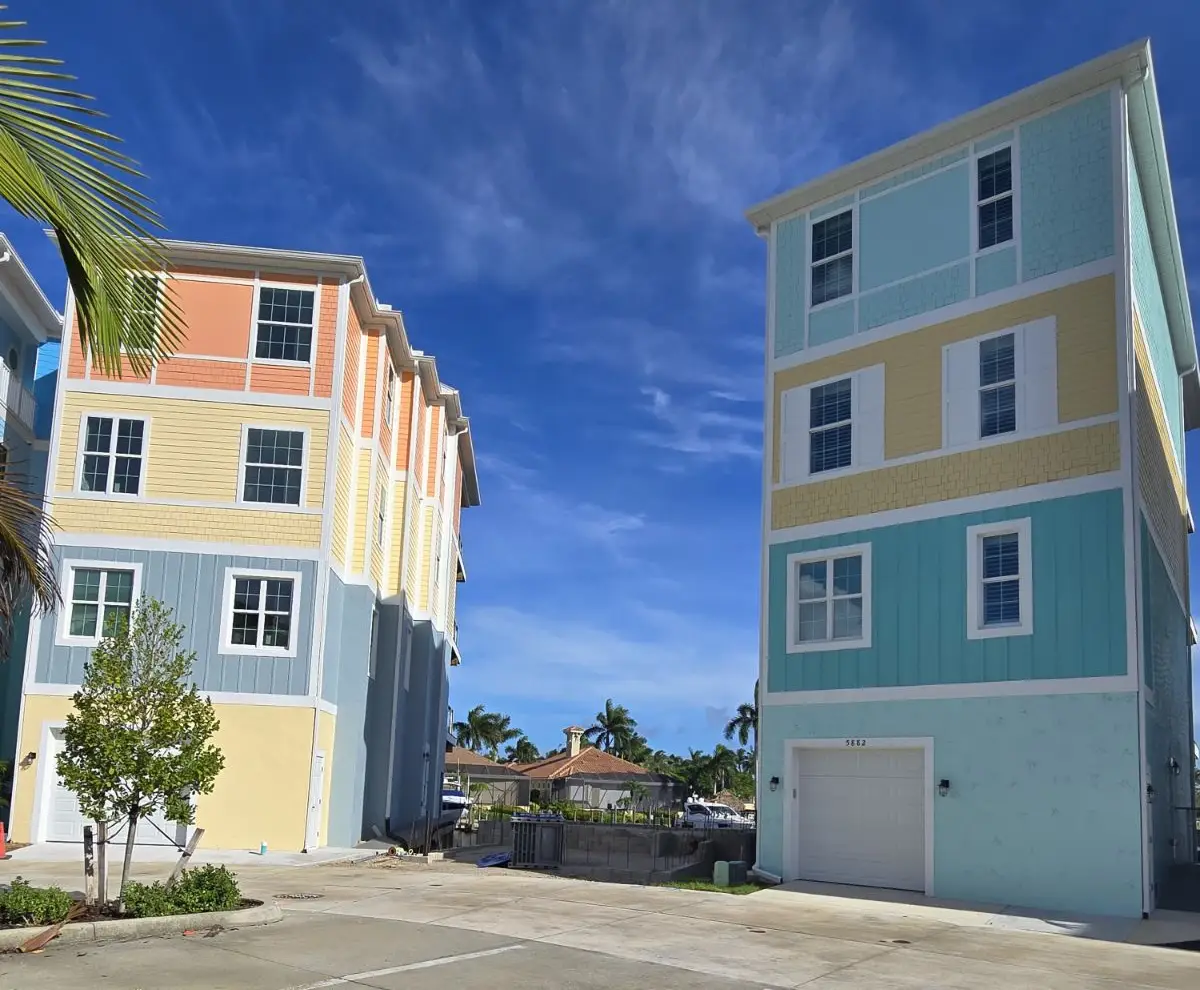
2;855;1200;988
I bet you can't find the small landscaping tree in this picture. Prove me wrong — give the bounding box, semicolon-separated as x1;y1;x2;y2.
56;597;224;911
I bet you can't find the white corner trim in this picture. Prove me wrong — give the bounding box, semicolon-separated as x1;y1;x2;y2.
217;566;304;658
781;737;935;895
965;517;1033;640
762;673;1138;706
236;422;312;509
784;542;872;653
768;471;1122;544
54;559;144;648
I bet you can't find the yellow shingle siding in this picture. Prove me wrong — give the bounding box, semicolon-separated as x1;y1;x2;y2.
350;448;371;575
771;422;1120;530
770;275;1119;482
1134;316;1187;594
331;426;354;566
52;391;328;546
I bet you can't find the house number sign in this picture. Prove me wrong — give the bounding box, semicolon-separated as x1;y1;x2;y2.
844;738;867;747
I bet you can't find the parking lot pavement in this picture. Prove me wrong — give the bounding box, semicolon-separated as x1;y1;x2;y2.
0;913;766;990
3;858;1200;988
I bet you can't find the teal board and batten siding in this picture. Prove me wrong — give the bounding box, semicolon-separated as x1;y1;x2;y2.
766;489;1126;693
770;88;1116;359
1140;517;1194;894
1129;144;1183;464
757;692;1143;916
34;546;317;694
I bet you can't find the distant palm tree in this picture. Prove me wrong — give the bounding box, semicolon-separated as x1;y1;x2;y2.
723;681;758;751
619;732;651;766
585;699;637;753
504;736;539;764
453;705;520;756
709;745;739;794
0;13;188;651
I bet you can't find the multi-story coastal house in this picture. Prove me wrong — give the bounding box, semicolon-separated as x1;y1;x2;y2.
746;41;1195;917
0;236;65;773
6;239;479;853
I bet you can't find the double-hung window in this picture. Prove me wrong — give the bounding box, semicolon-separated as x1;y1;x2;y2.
384;366;396;425
810;210;853;306
241;427;304;505
124;274;161;355
80;415;147;495
255;287;314;362
966;519;1031;639
62;565;138;644
223;571;298;654
787;545;871;652
976;147;1013;250
375;480;387;547
809;378;853;474
978;333;1017;438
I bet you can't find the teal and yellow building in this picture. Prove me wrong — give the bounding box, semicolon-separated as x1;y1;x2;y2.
748;40;1195;916
8;240;479;852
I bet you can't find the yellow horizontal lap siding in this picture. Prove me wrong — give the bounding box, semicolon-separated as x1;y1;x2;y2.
331;426;354;566
369;456;386;589
10;696;318;852
403;478;420;600
317;709;336;847
1134;318;1187;592
350;448;372;575
418;503;435;612
771;422;1120;530
770;275;1119;482
387;473;408;598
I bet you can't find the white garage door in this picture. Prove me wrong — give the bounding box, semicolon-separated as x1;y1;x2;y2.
43;729;186;846
793;746;926;892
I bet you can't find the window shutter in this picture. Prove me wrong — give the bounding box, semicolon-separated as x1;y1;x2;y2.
943;339;979;448
779;386;810;484
854;365;885;468
1022;317;1058;432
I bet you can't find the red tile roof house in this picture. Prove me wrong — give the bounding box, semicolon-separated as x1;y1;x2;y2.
443;746;530;806
515;727;683;813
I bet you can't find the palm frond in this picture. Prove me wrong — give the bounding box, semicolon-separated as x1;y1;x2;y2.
0;11;184;376
0;473;58;656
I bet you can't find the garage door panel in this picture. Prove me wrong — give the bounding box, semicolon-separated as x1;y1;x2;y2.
793;746;926;892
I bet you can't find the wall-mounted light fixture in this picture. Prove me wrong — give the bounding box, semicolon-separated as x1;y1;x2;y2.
938;779;951;797
768;776;780;792
18;751;35;770
1146;784;1155;799
1168;757;1181;776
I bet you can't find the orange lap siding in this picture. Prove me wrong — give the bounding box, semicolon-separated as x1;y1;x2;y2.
395;372;414;468
250;363;311;395
314;286;339;399
342;308;362;424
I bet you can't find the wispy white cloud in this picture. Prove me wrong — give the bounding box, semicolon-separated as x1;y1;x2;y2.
636;386;761;462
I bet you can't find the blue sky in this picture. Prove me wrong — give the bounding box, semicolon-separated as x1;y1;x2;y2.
7;1;1200;756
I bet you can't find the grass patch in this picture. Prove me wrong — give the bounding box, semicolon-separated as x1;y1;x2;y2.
662;879;766;896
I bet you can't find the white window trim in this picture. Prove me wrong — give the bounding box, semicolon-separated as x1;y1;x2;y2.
55;559;144;647
375;480;387;548
965;517;1032;640
384;366;396;426
977;330;1019;440
119;272;164;358
785;542;872;653
251;282;317;367
807;206;857;314
969;136;1023;287
807;377;854;477
74;412;151;501
218;567;303;658
779;364;884;487
236;423;310;509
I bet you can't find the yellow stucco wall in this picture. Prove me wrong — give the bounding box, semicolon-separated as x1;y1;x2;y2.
1134;315;1188;593
770;275;1119;483
771;422;1120;530
51;390;329;546
10;695;322;852
317;709;336;847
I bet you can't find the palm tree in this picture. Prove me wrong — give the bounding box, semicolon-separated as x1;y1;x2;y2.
723;680;758;750
452;705;521;757
618;732;651;766
0;13;187;648
504;736;539;764
585;699;637;753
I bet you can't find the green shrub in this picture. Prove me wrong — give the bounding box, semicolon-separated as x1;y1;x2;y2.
123;865;242;918
0;877;73;926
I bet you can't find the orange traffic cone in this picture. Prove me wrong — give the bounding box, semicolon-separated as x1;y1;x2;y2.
0;821;8;859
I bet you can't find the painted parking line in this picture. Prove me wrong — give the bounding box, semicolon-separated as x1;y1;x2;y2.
285;944;525;989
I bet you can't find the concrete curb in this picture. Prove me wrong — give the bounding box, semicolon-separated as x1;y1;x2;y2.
0;901;282;952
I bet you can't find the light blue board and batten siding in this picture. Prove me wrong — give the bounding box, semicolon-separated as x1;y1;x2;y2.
758;691;1143;917
1128;144;1183;464
771;89;1115;358
33;546;317;695
766;489;1126;693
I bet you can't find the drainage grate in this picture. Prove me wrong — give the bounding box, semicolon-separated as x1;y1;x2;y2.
276;892;324;900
